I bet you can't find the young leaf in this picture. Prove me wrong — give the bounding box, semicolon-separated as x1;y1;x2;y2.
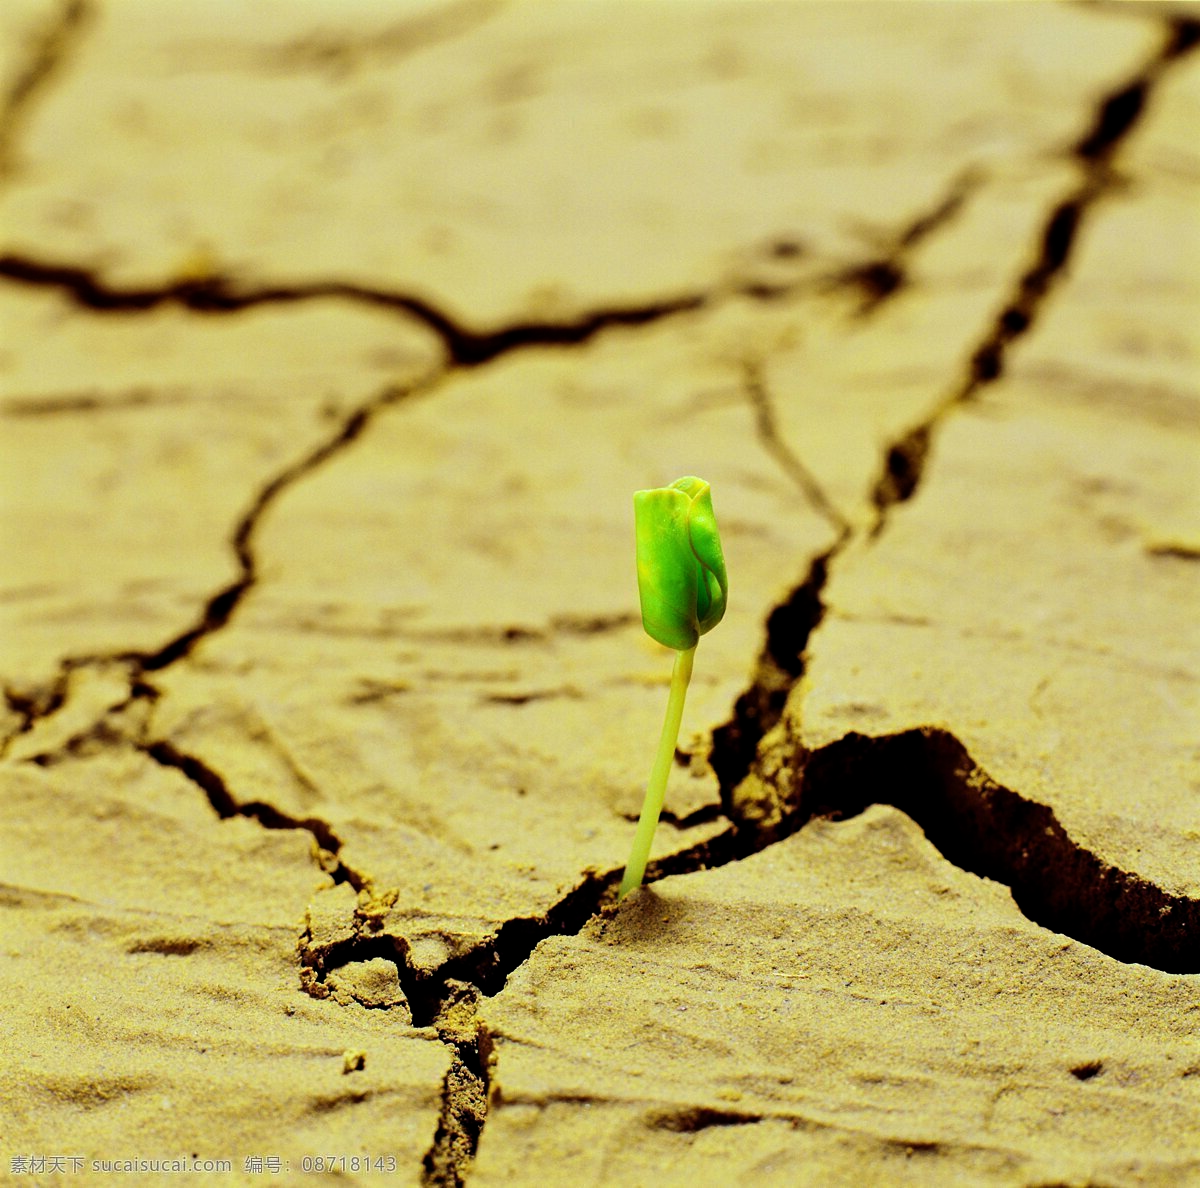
620;476;727;900
633;476;728;651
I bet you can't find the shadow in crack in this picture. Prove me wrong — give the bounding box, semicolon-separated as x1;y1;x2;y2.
753;727;1200;975
709;550;833;798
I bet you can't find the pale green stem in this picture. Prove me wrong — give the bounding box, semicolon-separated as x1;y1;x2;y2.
618;644;696;900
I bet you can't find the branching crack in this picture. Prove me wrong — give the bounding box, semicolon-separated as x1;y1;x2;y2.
4;13;1196;1184
1;656;152;761
388;720;1200;1175
0;0;93;180
138;372;443;672
704;11;1200;979
833;166;981;316
0;254;718;368
315;872;616;1026
299;915;494;1186
295;865;622;1186
0;371;444;767
2;672;71;756
0;227;814;741
712;163;993;822
869;14;1200;530
143;738;368;890
729;727;1200;974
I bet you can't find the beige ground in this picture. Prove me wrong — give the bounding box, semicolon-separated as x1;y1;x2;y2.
1;2;1198;1185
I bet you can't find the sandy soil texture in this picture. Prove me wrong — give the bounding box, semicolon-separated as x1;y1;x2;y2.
2;2;1198;1185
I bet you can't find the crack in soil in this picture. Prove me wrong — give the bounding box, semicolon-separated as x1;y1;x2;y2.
0;0;92;180
870;14;1200;526
2;672;71;756
4;12;1197;1183
303;714;1200;1182
420;984;493;1188
0;181;942;761
706;23;1198;815
134;371;443;673
0;93;1031;749
764;727;1200;974
709;546;836;801
741;359;852;539
834;165;982;317
298;900;499;1187
143;738;369;891
0;253;715;367
0;244;816;757
0;179;948;1187
711;12;1200;839
1;654;149;761
300;871;614;1031
697;16;1200;994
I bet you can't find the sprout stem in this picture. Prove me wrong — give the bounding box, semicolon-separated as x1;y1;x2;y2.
618;644;696;900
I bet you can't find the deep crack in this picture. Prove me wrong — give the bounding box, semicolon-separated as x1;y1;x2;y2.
709;547;836;801
0;236;811;732
751;727;1200;974
702;11;1200;978
420;984;493;1188
299;912;494;1187
387;714;1200;1175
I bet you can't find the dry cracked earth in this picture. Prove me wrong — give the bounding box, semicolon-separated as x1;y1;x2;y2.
2;2;1199;1186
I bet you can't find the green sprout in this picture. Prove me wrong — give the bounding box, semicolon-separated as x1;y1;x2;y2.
618;476;728;900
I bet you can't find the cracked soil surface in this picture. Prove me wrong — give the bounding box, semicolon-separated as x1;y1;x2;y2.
2;2;1198;1185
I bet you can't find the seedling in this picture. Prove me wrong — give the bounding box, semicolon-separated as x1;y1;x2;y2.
618;476;728;900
